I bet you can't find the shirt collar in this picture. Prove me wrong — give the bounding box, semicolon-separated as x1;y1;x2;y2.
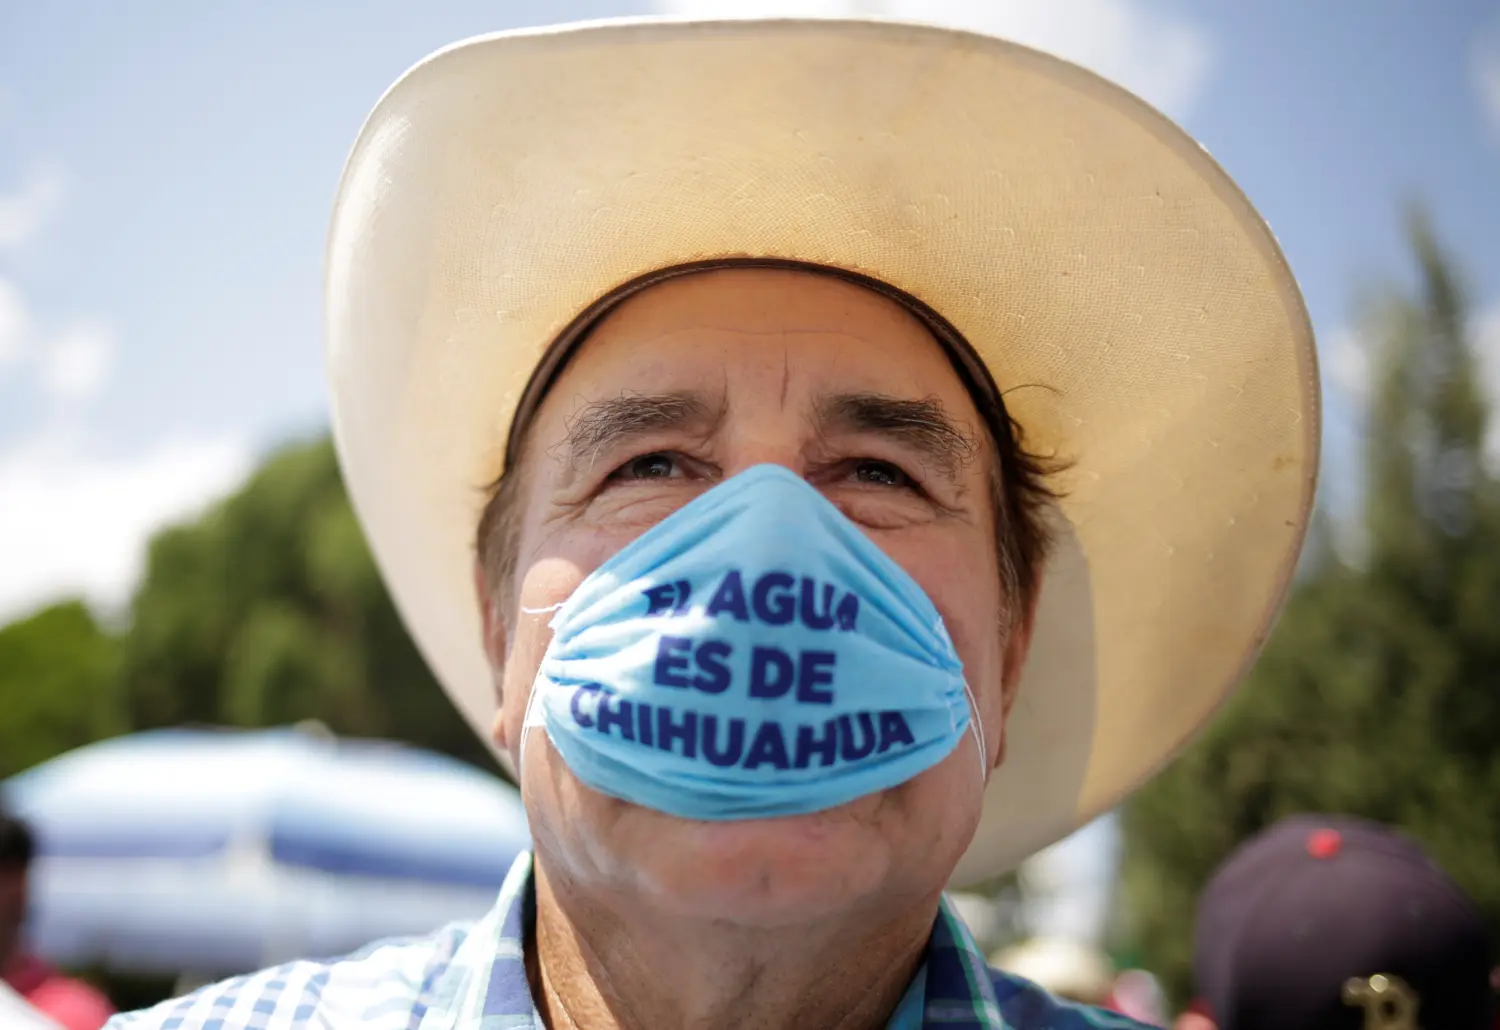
923;897;1009;1028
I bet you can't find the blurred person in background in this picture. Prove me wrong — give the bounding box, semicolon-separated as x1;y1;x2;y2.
1179;814;1494;1030
991;941;1169;1025
1105;970;1169;1027
108;14;1316;1030
1;812;115;1030
991;937;1116;1006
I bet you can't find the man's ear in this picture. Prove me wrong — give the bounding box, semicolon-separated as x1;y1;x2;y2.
1000;568;1043;717
985;570;1044;775
474;559;508;714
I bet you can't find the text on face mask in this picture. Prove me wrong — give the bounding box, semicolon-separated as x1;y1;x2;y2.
553;569;918;773
565;684;916;771
640;570;860;631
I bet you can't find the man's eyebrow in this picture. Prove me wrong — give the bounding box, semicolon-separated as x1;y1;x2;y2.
813;392;979;480
557;391;723;474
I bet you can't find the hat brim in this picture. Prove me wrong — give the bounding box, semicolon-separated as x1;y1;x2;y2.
325;17;1319;886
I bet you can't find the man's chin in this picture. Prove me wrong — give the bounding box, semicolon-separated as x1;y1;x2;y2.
600;793;908;924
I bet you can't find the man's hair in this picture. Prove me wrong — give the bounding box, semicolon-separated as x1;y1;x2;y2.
0;812;35;872
476;265;1062;626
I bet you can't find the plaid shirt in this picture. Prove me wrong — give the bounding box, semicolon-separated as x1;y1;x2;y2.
106;852;1150;1030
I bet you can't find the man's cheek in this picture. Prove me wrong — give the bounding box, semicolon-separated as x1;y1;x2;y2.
506;620;554;690
499;624;555;751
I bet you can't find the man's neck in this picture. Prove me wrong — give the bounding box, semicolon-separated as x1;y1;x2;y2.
529;862;938;1030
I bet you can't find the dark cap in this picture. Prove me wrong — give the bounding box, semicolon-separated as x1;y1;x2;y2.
1193;815;1493;1030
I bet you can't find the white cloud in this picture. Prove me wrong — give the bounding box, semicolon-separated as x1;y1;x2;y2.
658;0;850;14
1;275;117;403
0;277;30;368
0;166;64;249
0;157;251;624
1323;325;1370;403
0;431;252;623
1327;301;1500;467
39;321;115;405
1478;301;1500;363
1476;21;1500;141
652;0;1213;119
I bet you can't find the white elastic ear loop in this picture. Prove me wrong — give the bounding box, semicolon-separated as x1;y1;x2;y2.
513;600;566;775
520;601;565;616
961;680;990;786
516;677;546;775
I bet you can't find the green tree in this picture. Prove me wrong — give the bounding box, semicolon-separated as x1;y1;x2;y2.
0;601;126;778
1117;209;1500;1002
121;436;499;773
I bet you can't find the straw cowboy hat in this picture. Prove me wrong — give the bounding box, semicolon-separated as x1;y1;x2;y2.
324;17;1319;886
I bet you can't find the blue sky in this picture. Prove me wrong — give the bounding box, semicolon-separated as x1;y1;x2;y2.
0;0;1497;623
1;0;1496;945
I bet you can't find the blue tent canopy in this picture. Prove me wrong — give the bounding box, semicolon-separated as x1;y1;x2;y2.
3;727;532;974
6;726;529;886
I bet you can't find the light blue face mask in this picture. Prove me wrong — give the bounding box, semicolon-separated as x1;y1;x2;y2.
519;464;986;820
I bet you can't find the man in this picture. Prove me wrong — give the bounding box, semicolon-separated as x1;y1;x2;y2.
1180;815;1494;1030
1;813;115;1030
109;16;1318;1030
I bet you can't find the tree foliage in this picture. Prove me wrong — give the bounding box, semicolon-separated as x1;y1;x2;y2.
0;437;498;780
1118;209;1500;1001
120;437;497;771
0;601;125;779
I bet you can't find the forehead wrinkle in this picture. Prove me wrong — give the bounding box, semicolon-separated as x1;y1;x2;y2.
812;392;979;483
607;324;890;345
553;389;725;478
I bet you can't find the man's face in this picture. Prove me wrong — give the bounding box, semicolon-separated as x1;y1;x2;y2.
0;867;25;966
485;268;1028;923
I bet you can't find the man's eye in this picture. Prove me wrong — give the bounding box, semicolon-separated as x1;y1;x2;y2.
611;453;681;481
852;460;913;489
